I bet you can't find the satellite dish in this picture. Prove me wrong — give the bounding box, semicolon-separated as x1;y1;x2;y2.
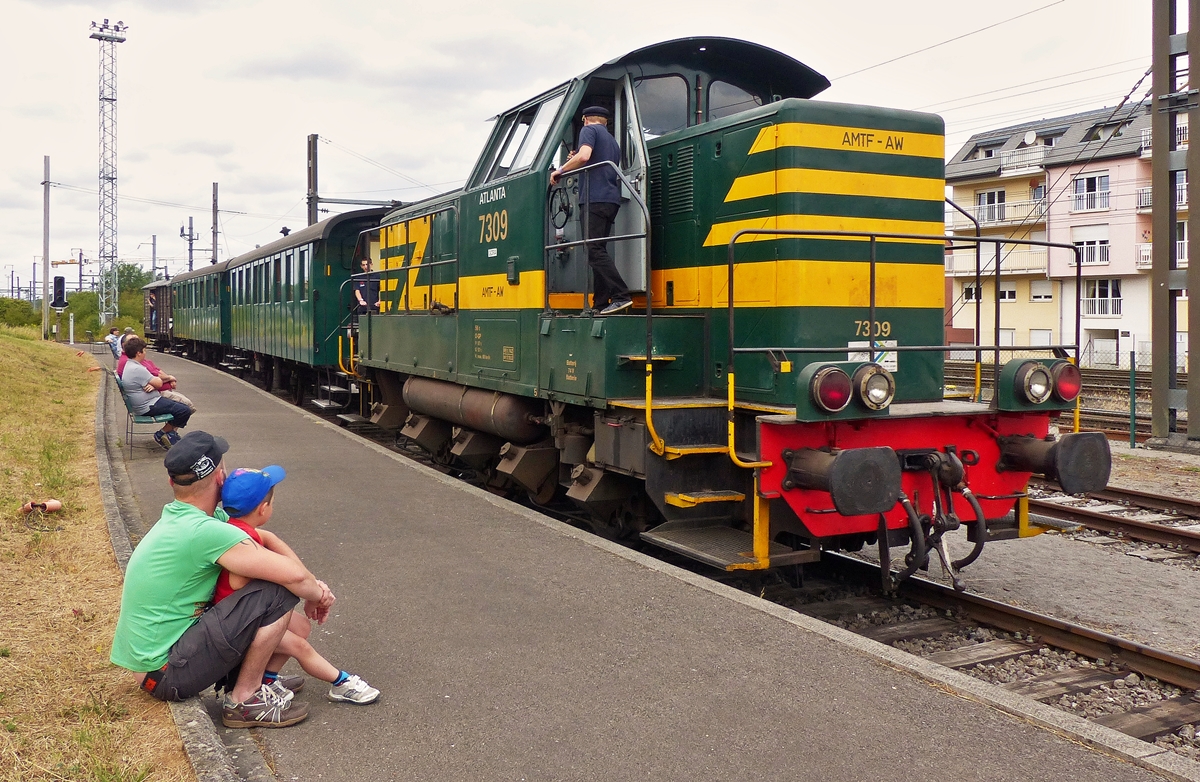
1023;130;1037;146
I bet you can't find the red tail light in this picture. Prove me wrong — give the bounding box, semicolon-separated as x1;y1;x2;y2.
811;367;852;413
1052;362;1082;402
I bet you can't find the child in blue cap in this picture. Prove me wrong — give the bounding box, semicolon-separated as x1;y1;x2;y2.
216;465;380;705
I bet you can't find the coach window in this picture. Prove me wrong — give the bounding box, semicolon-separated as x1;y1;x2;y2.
273;256;282;303
298;249;308;300
708;80;762;121
285;253;294;302
634;75;689;137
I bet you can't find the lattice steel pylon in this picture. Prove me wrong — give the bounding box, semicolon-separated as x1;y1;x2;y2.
90;19;126;326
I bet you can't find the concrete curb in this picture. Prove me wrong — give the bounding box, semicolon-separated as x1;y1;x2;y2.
95;369;262;782
213;363;1200;782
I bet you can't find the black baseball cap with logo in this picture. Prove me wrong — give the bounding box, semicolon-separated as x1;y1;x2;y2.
164;431;230;485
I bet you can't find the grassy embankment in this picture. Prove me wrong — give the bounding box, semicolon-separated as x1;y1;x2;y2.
0;327;193;782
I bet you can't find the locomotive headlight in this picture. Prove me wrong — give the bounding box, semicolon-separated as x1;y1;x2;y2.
1051;362;1082;403
811;366;853;413
852;364;896;411
1015;361;1054;404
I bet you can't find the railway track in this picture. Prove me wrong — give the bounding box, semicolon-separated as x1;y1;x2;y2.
208;360;1200;756
754;555;1200;747
1028;478;1200;554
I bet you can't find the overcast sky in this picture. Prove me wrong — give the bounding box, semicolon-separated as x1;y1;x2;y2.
0;0;1152;287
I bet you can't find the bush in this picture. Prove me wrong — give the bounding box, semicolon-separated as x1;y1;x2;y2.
0;298;39;327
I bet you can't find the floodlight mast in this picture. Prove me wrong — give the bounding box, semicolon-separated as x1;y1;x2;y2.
90;19;126;327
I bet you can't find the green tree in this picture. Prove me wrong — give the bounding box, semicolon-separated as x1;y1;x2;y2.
117;263;153;293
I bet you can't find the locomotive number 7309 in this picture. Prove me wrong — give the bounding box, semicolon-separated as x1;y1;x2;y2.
855;320;891;337
478;210;509;243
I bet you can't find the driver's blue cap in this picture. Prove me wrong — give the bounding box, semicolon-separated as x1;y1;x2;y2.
221;465;286;517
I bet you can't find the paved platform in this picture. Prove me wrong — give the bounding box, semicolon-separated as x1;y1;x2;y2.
107;352;1196;781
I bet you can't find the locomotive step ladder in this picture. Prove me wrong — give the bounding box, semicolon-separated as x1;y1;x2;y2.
641;519;820;570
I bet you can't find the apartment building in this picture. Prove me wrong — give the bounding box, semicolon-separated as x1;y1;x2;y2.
945;103;1187;369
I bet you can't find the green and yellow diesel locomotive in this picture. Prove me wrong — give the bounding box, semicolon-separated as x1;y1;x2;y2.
159;37;1111;589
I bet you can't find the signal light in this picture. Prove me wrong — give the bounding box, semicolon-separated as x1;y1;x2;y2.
1014;361;1053;404
1051;362;1082;403
811;366;852;413
852;363;895;411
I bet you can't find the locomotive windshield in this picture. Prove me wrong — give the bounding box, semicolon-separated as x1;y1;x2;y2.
477;91;567;185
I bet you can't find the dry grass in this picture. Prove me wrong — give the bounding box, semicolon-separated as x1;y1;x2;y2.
0;335;194;782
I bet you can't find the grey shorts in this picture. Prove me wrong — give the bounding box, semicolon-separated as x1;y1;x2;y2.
144;580;298;701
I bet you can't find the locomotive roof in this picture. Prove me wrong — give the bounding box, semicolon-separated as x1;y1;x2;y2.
585;37;830;100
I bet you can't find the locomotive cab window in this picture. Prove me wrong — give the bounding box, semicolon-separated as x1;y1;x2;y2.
634;75;689;137
708;80;762;121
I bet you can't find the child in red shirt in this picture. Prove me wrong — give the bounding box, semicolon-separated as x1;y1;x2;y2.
217;465;380;705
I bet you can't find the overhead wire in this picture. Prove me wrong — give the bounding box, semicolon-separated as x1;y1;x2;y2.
317;136;434;191
917;57;1146;111
833;0;1066;81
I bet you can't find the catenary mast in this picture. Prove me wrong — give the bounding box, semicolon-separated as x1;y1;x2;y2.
90;19;126;326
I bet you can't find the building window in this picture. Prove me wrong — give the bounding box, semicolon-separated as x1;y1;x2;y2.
1032;184;1046;201
976;144;1002;160
975;189;1006;223
1083;278;1122;316
1030;280;1053;301
963;284;979;301
1030;329;1053;346
999;282;1016;302
1073;174;1110;210
1074;239;1110;266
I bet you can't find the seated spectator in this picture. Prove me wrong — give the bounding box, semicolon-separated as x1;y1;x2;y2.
119;336;193;449
104;327;121;359
117;351;195;411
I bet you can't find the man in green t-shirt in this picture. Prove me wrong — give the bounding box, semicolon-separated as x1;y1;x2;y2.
111;431;334;728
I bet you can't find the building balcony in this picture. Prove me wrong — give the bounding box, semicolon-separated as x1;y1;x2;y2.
945;248;1049;276
1135;183;1188;211
1083;297;1122;316
1141;124;1189;157
1071;190;1110;211
949;198;1046;230
1135;241;1189;269
999;145;1046;172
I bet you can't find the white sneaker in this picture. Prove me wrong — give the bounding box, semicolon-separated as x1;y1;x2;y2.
266;679;295;705
327;674;380;704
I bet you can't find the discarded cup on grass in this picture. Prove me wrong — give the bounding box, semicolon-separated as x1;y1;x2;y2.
22;499;62;513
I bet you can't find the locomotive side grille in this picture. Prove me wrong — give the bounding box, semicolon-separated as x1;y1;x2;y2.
648;153;663;220
667;146;694;215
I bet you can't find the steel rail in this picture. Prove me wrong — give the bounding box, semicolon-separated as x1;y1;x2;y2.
1025;479;1200;552
825;553;1200;690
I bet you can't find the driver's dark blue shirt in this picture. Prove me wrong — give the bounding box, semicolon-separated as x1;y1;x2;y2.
578;123;622;205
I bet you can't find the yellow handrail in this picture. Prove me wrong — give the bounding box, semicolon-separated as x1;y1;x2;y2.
337;334;356;376
646;362;667;456
727;373;771;469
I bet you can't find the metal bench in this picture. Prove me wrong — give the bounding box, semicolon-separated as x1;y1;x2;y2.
111;369;174;457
